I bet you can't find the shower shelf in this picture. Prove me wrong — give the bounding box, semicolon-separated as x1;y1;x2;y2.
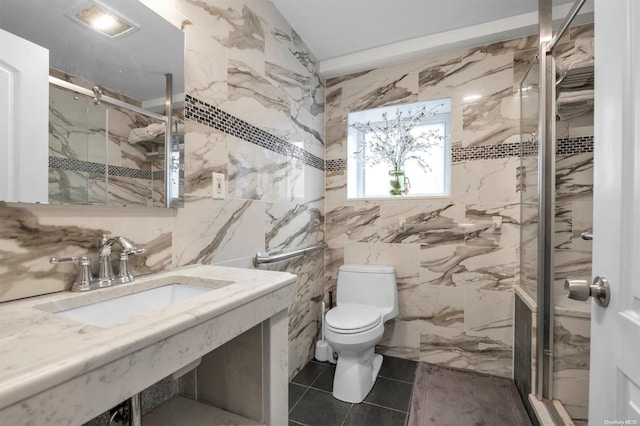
556;65;594;91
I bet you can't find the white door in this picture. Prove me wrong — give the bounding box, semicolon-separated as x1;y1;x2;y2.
590;0;640;423
0;28;49;203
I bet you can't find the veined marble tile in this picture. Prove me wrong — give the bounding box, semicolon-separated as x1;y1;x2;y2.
227;136;304;202
325;171;346;208
555;202;573;250
326;86;343;122
0;203;172;302
49;88;101;162
556;153;593;203
303;167;325;204
323;246;343;301
49;170;90;205
464;203;520;249
466;34;537;61
184;123;228;197
88;174;110;205
519;247;539;298
106;175;153;207
185;20;228;107
265;202;323;253
325;203;380;248
572;200;593;252
553;315;590;421
462;88;519;147
379;202;465;245
344;242;420;287
377;320;421;361
419;322;512;378
171;0;266;75
520;201;539;249
397;284;464;325
451;158;519;204
223;61;324;155
289;101;325;158
342;72;418;113
513;49;538;94
264;29;322;120
324;111;349;160
264;249;324;377
172;197;265;266
420;244;516;291
520;157;540;204
418;52;513;102
464;289;513;346
327;50;466;97
448;101;465;149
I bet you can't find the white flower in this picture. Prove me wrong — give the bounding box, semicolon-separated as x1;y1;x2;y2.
351;104;444;171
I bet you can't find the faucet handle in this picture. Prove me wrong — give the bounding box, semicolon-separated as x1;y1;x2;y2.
126;247;146;255
50;256;80;264
116;252;134;284
50;256;97;292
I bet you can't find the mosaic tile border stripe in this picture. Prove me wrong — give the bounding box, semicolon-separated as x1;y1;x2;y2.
325;136;594;171
452;143;521;163
326;159;347;172
49;157;155;180
185;94;325;171
556;136;594;155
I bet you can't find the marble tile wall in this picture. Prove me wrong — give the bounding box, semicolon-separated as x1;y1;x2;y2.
325;25;593;381
0;0;324;382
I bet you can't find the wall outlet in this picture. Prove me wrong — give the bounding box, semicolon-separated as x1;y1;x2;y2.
212;173;225;199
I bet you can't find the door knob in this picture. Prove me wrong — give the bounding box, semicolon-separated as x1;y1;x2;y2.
564;276;610;307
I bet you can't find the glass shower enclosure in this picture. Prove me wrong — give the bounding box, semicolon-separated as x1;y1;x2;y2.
516;0;594;423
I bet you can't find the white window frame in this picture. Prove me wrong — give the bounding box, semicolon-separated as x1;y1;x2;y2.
347;99;451;200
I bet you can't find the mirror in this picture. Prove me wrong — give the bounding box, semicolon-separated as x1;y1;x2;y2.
0;0;184;207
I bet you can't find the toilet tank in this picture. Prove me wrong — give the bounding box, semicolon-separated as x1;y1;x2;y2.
337;264;399;321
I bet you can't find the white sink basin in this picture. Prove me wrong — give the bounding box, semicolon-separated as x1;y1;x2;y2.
53;284;214;328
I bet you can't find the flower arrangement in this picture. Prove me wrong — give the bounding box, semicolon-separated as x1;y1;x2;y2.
350;104;444;195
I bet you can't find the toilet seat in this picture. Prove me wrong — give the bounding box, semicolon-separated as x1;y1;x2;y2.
325;304;382;334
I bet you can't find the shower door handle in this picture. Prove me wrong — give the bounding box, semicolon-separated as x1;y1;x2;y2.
564;276;610;307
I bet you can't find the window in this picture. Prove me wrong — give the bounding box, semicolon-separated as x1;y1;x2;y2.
347;98;451;199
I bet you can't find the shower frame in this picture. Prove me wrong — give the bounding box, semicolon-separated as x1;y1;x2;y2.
528;0;589;417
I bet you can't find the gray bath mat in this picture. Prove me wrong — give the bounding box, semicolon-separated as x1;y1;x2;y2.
407;363;532;426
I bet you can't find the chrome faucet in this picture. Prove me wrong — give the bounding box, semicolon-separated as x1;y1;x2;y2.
49;235;145;292
97;235;146;287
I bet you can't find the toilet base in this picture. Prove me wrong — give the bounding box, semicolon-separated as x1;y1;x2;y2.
332;350;383;403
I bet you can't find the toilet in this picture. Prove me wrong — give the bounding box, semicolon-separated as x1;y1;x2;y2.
324;264;398;403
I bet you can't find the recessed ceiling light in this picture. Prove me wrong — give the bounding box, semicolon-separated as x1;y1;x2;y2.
67;2;138;38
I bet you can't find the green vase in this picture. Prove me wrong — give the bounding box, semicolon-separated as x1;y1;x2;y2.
388;167;406;196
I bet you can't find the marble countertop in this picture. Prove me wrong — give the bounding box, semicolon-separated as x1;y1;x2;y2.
0;265;296;410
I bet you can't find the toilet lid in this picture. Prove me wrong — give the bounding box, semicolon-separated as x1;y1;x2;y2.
325;304;382;334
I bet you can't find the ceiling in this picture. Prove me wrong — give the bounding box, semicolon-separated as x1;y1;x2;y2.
270;0;591;78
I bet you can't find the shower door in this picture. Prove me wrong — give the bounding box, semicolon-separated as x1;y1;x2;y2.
519;58;540;303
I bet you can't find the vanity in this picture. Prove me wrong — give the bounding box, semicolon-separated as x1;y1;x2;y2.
0;265;296;425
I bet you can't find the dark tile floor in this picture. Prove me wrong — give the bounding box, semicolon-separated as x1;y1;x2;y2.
289;357;415;426
288;356;532;426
